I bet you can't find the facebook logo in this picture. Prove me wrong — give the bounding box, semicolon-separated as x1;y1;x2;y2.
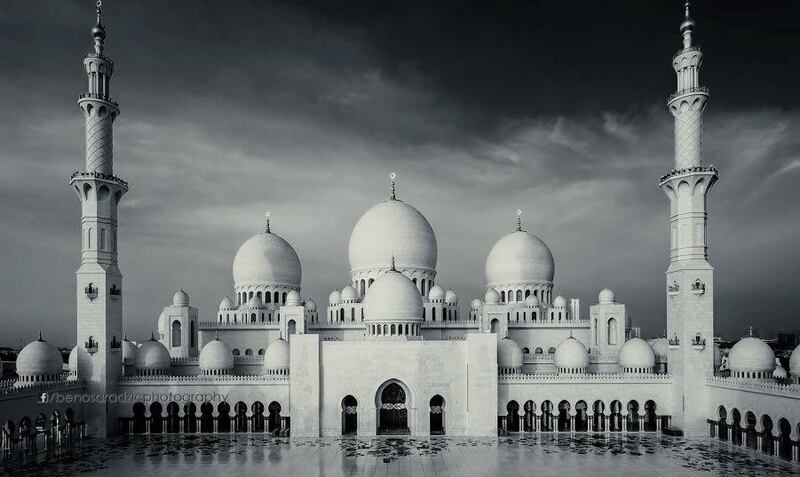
38;392;48;403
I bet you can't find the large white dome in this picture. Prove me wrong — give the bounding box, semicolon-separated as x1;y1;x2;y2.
232;231;301;287
135;339;171;370
485;231;554;286
16;336;64;376
790;344;800;377
263;338;290;371
199;339;234;371
498;338;523;369
618;338;656;370
348;200;437;273
728;337;775;373
554;336;589;371
363;270;423;322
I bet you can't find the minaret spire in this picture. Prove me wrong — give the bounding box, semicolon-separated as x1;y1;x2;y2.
92;1;106;54
679;1;696;48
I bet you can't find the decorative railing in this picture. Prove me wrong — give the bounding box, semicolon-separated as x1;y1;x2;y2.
523;354;554;363
198;321;279;329
667;85;709;103
119;374;288;384
69;170;128;187
508;320;591;329
706;376;800;398
659;165;718;184
499;373;673;384
0;379;85;399
78;92;119;108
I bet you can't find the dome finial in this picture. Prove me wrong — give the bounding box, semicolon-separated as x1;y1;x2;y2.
569;330;573;338
150;331;155;341
389;172;397;200
515;209;523;232
748;325;753;337
215;331;220;340
264;210;271;233
390;255;396;271
37;330;43;341
684;0;690;20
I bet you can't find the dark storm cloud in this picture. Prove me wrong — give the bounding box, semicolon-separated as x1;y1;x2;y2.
0;0;798;347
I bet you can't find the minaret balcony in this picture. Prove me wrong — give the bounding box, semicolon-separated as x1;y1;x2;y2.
69;170;129;189
78;92;119;108
690;334;706;351
672;45;701;61
667;281;680;297
668;335;680;350
84;284;98;300
109;284;122;299
659;165;718;186
667;86;709;104
690;279;706;295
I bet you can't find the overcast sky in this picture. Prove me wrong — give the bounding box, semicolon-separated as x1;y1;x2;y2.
1;0;799;348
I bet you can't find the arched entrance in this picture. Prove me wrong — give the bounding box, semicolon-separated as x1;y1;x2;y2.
506;401;520;432
377;382;409;435
342;395;358;435
132;402;146;433
430;395;445;435
557;401;571;432
717;406;728;441
268;401;281;433
523;400;536;432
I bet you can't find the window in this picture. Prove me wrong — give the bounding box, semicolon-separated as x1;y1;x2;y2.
171;321;181;347
99;228;106;250
608;318;618;345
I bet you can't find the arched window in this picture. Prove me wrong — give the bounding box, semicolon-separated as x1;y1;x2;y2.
432;308;436;322
245;348;253;356
190;321;195;347
171;321;181;347
516;290;522;301
608;318;618;345
232;349;240;356
501;291;506;302
351;308;355;322
548;347;556;354
282;292;287;303
273;291;279;304
535;347;543;354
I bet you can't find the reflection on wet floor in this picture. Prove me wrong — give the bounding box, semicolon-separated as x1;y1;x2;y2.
1;434;797;476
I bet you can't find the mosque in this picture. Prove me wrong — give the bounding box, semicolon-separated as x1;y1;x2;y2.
1;1;799;465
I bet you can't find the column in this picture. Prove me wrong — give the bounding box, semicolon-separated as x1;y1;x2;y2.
757;435;763;452
569;413;575;433
656;415;662;433
532;413;538;432
621;414;628;434
638;414;644;433
587;416;593;433
604;415;611;434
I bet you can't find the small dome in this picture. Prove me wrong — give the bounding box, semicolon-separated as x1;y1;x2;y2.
554;336;589;371
790;344;800;376
618;338;656;370
305;299;317;312
219;296;235;310
484;288;500;305
348;199;438;274
728;337;775;373
363;271;423;322
485;231;555;286
16;336;64;376
68;346;80;373
328;290;341;306
445;289;458;305
428;284;445;302
199;339;234;371
249;294;263;309
286;290;301;306
263;338;290;370
553;295;566;308
651;338;669;362
135;338;171;370
122;338;137;364
497;338;523;369
598;288;615;304
341;286;358;303
524;294;540;307
470;298;482;310
173;289;189;306
232;231;302;288
773;362;788;379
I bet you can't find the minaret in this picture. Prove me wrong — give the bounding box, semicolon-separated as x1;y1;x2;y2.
660;1;718;436
69;1;127;437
